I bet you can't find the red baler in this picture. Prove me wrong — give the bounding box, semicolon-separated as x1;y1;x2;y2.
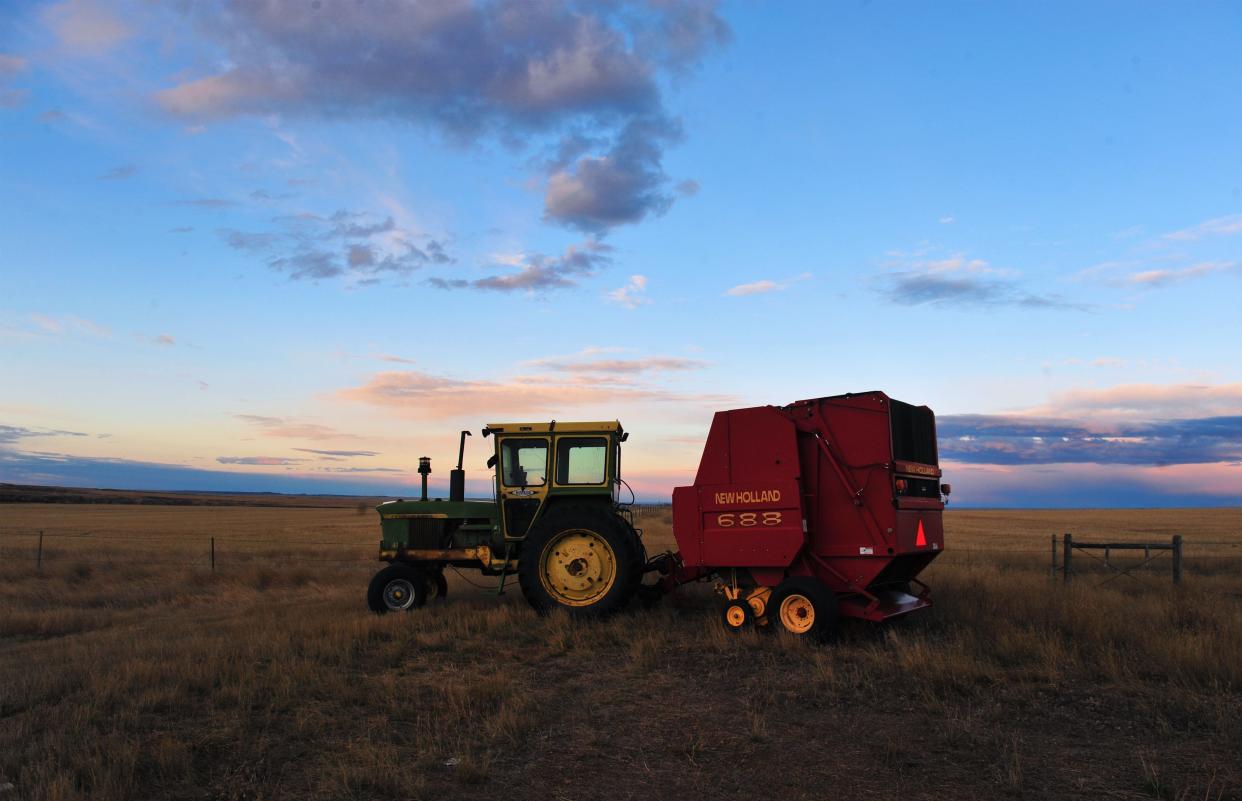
659;391;947;638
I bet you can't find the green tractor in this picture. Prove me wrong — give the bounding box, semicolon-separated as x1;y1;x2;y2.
366;421;647;616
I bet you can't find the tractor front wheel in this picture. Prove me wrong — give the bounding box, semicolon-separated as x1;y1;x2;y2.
518;506;641;617
426;569;448;601
769;577;839;642
367;563;429;614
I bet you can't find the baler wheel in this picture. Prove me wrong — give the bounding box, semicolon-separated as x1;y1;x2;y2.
424;569;448;601
367;563;429;614
769;577;839;642
722;600;754;633
518;505;641;617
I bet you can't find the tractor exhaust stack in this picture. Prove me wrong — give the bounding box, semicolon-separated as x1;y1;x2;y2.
450;430;471;502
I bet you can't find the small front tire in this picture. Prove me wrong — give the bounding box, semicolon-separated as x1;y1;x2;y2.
722;599;754;633
367;563;429;614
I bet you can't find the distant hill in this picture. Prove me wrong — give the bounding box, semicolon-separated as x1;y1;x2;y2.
0;482;385;509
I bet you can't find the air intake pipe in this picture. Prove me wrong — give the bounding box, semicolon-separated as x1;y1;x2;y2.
449;430;471;502
417;456;431;501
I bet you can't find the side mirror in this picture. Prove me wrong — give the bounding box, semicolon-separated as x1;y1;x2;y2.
487;454;497;468
940;483;952;496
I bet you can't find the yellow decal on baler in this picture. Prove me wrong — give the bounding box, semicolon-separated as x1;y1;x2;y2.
714;489;782;505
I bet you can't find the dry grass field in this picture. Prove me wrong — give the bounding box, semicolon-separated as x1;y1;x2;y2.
1;500;1240;801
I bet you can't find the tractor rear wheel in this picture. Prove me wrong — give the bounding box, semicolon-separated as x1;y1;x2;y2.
367;563;429;614
769;577;839;642
518;505;641;617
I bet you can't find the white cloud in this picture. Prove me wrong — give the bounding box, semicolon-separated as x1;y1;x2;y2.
725;273;811;297
1127;261;1238;287
608;275;650;309
26;313;111;338
725;279;778;296
1163;213;1242;242
938;216;955;225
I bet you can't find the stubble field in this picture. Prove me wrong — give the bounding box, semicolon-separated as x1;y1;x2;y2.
1;498;1239;801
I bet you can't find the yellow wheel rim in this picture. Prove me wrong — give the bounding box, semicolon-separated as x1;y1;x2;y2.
779;594;815;634
746;590;769;620
539;529;617;607
425;576;440;599
725;604;747;628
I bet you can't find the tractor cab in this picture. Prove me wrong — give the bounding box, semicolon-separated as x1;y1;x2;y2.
483;421;627;540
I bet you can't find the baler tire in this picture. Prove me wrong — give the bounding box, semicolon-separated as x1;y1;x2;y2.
367;563;429;614
426;569;448;601
769;577;839;642
722;600;754;633
518;506;641;618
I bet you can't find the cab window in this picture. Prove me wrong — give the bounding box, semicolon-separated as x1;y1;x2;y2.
555;436;607;485
501;439;547;487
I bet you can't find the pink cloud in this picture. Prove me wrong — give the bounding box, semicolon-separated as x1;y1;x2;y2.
337;369;728;420
1030;382;1242;424
43;0;132;55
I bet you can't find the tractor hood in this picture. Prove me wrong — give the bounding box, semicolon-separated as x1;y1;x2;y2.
376;498;497;521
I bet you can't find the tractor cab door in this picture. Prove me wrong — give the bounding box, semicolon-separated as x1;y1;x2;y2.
495;436;550;539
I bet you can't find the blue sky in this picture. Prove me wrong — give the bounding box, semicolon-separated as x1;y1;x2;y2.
2;0;1241;506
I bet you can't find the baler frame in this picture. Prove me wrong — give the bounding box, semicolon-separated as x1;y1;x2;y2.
651;391;947;636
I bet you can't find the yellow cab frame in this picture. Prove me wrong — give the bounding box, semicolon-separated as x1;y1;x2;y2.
482;421;627;542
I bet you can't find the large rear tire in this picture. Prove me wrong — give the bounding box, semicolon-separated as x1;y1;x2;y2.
769;576;840;642
518;505;642;617
367;563;429;614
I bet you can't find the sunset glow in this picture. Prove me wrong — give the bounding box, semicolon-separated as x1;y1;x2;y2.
3;2;1240;507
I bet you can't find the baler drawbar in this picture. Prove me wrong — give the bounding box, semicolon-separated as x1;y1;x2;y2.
366;391;949;641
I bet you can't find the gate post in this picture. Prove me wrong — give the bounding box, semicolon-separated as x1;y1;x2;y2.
1172;535;1182;584
1062;533;1072;582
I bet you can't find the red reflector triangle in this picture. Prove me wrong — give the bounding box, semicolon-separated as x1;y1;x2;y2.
915;519;927;547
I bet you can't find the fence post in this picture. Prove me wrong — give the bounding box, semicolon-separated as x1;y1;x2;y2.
1062;533;1072;582
1172;535;1182;585
1050;535;1057;578
211;537;216;572
37;530;44;572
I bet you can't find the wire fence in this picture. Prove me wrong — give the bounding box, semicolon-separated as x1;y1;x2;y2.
0;527;377;569
4;521;1241;580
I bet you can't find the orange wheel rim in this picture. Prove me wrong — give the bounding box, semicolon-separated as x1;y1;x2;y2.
779;594;815;634
725;605;747;628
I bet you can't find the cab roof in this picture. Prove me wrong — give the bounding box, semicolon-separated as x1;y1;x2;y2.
484;421;623;436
